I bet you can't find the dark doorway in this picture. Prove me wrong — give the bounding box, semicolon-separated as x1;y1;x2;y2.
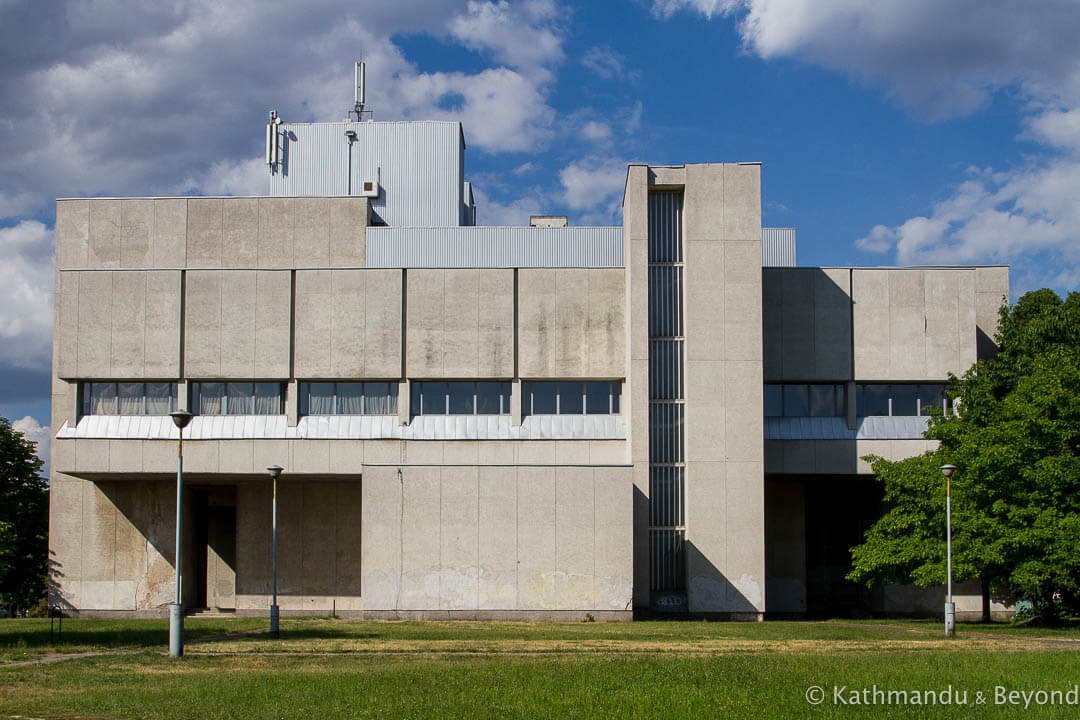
804;475;884;617
191;487;237;611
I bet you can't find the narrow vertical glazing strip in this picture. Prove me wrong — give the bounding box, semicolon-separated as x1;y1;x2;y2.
647;190;686;599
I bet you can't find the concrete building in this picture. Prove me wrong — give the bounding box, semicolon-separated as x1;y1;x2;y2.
48;113;1008;620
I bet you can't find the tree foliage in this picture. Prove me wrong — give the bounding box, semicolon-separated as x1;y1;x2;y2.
0;416;48;612
848;289;1080;620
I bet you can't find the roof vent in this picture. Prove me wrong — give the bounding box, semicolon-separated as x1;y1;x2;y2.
530;215;567;228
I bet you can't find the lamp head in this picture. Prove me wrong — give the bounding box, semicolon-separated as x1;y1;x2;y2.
267;465;283;479
169;411;193;430
940;464;957;478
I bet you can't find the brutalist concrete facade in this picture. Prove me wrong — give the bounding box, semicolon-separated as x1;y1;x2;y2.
48;117;1008;620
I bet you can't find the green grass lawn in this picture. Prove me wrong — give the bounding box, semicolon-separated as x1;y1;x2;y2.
2;618;1079;718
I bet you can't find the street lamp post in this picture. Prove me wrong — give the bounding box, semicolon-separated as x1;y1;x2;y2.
940;464;957;637
169;410;193;658
267;464;283;638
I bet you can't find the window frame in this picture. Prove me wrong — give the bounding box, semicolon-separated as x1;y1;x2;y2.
79;381;178;417
523;381;622;416
298;380;399;416
410;381;511;416
191;381;285;416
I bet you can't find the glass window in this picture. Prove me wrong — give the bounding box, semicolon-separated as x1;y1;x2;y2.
88;382;116;415
306;383;335;415
81;382;177;416
411;381;509;416
585;382;611;415
919;384;947;416
117;383;144;415
475;382;504;415
782;385;809;417
227;382;255;415
808;384;845;417
364;382;397;415
524;381;621;416
559;381;584;414
419;382;447;414
196;382;224;415
530;382;557;414
195;382;283;415
145;383;174;415
764;385;783;417
858;384;891;416
448;383;474;415
890;384;918;416
255;383;282;414
336;382;364;414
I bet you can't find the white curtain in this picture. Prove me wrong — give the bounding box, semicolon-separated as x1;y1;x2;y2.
198;383;224;415
145;383;173;415
363;382;396;414
307;383;335;414
227;383;254;414
338;383;364;414
254;383;280;415
90;383;117;415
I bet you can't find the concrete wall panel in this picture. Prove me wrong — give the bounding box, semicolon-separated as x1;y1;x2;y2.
293;198;330;267
186;199;223;268
258;198;294;268
222;198;259;268
76;271;113;377
478;466;517;609
853;268;987;381
329;198;368;266
120;199;153;268
88;199;122;268
152;199;187;267
56;200;90;269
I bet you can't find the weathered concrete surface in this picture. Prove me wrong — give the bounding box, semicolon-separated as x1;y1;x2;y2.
361;465;633;612
517;268;626;379
294;269;402;378
406;269;514;378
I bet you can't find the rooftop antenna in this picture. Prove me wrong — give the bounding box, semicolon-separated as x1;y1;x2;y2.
349;60;368;122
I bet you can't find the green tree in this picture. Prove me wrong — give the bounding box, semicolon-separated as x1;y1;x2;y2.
0;416;48;613
848;289;1080;622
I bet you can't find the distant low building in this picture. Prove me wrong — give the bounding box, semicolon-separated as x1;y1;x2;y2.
48;108;1009;620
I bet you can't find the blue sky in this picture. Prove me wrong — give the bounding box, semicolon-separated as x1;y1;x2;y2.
1;0;1079;465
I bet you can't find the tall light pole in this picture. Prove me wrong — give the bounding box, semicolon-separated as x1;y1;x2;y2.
169;410;193;658
940;464;957;637
267;464;283;638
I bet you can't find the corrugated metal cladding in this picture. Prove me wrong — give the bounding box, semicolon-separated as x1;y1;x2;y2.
366;226;624;268
762;227;796;266
268;121;464;227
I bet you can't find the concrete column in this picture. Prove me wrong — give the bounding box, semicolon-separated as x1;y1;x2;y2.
511;379;522;426
398;380;410;426
286;379;299;427
177;380;189;412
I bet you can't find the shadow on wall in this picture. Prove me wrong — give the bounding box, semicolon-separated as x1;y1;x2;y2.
634;486;761;616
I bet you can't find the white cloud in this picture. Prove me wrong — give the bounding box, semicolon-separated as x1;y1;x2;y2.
448;0;563;80
656;0;1080;292
12;415;49;474
580;120;611;142
178;156;268;197
559;157;627;218
471;185;549;226
656;1;1080;118
0;221;54;370
582;46;626;79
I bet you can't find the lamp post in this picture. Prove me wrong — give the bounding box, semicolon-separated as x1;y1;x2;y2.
169;410;193;658
267;464;283;638
940;464;957;637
